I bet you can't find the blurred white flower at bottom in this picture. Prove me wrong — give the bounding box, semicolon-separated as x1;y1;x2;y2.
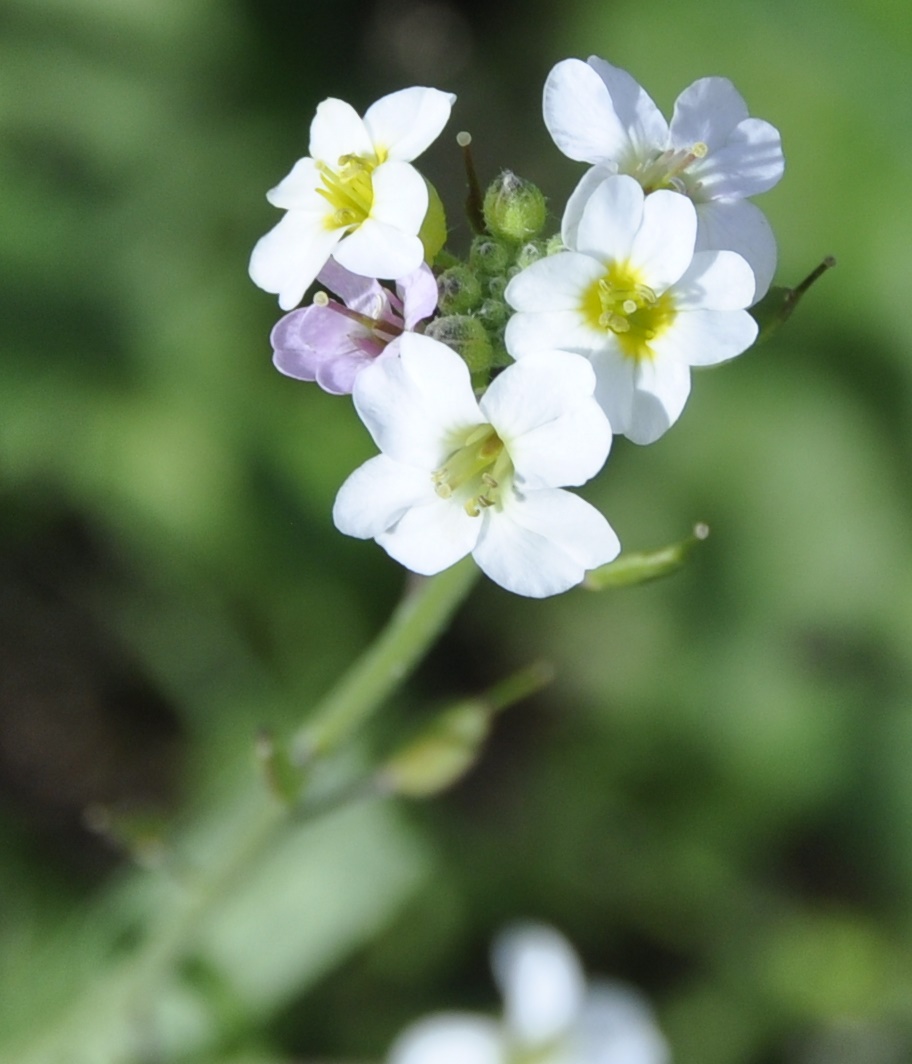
387;924;670;1064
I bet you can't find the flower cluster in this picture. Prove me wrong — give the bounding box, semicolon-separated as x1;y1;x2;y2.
386;923;670;1064
250;57;784;596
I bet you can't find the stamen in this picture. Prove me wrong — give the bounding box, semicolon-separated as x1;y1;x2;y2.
585;265;676;360
332;208;357;227
432;425;511;515
636;142;708;194
315;154;378;232
464;424;493;447
312;289;406;350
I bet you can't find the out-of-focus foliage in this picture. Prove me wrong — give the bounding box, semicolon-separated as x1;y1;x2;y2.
1;0;911;1062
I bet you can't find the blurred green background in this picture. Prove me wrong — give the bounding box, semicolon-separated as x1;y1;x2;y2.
2;0;911;1061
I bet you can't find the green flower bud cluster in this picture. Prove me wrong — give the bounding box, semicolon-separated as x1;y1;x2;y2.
431;171;555;384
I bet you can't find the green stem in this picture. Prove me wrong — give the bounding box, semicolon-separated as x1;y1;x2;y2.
293;556;480;759
7;560;481;1063
168;557;480;962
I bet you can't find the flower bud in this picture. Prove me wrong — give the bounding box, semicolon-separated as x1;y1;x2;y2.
486;276;507;300
469;236;511;275
438;264;482;314
483;171;547;243
477;298;507;329
515;241;544;270
425;314;493;375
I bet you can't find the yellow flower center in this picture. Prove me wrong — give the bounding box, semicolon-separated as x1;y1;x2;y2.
582;261;676;361
432;424;512;517
316;151;385;233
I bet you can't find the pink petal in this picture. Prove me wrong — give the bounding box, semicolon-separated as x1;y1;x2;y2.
270;304;378;395
398;263;440;329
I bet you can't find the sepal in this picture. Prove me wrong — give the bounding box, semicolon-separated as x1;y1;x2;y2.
419;178;448;265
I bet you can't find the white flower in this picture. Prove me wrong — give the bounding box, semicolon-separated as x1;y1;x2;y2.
332;333;619;598
504;174;758;445
543;57;783;298
250;86;455;311
387;924;671;1064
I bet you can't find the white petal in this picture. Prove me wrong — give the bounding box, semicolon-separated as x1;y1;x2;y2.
561;165;616;249
333;218;425;281
481;351;595;433
474;489;619;598
672;249;756;311
507;399;611;489
493;924;587;1043
587;56;669;160
588;347;638;440
309;97;374;164
370;160;429;234
364;86;456;161
695;199;777;300
669;77;748;152
504;310;603;361
480;353;610;489
628;357;692;443
505;252;602;312
627;189;696;291
387;1015;504;1064
574;981;671;1064
333;455;435;540
650;308;758;367
573;175;645;263
377;496;479;575
689;116;784;199
353;333;482;465
543;58;633;165
330;162;428;281
266;156;324;210
249;212;342;311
